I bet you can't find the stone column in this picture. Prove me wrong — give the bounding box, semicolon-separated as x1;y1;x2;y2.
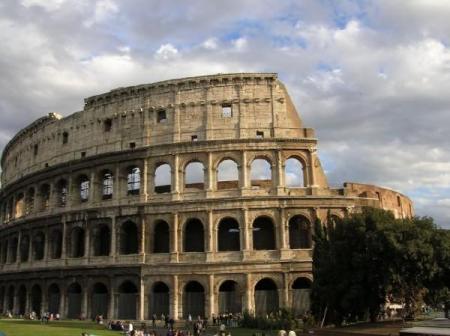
108;279;115;319
110;216;116;259
283;273;290;309
206;152;214;192
208;274;215;318
240;151;249;189
279;208;288;250
140;216;146;256
28;230;33;263
89;171;96;203
114;165;121;202
170;213;179;262
66;175;73;208
141;159;149;202
244;273;252;313
16;231;22;265
206;211;214;253
276;150;285;194
84;222;90;259
138;277;145;320
61;218;67;259
172;154;180;200
43;228;49;261
170;275;179;320
59;288;65;317
309;149;317;187
241;209;250;252
81;284;88;319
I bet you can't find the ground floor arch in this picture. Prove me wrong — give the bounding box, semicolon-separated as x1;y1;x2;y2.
254;278;279;316
67;283;82;319
91;282;108;319
47;284;60;315
148;281;169;318
292;277;312;315
218;280;241;314
31;284;42;315
17;285;26;315
183;281;205;318
117;281;138;320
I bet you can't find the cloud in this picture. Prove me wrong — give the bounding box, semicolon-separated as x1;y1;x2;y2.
0;1;449;228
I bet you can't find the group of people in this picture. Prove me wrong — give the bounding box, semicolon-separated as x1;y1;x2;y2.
211;313;242;328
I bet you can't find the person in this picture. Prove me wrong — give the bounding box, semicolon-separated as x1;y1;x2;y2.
278;330;287;336
152;313;157;327
288;331;296;336
128;321;134;334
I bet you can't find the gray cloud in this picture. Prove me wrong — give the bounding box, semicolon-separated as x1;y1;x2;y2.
0;0;449;228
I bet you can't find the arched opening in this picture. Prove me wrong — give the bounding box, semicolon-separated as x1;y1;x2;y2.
49;229;62;259
9;237;18;263
101;170;114;200
153;220;169;253
154;163;171;193
253;216;276;250
1;241;7;264
118;281;138;320
79;175;90;202
217;159;239;190
18;285;27;315
0;287;5;314
183;219;204;252
185;161;205;190
20;235;30;262
127;167;141;195
7;286;14;312
31;284;42;315
67;282;82;319
91;282;108;319
15;193;25;218
288;215;312;249
39;184;51;210
92;225;110;256
183;281;205;318
218;280;241;314
32;231;45;260
120;221;138;255
218;218;240;251
48;284;60;315
285;157;304;187
56;179;68;207
254;278;279;316
69;227;85;258
149;282;169;318
292;278;312;315
25;188;35;214
250;158;272;188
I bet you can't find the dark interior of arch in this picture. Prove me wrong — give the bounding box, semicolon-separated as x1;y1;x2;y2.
120;221;138;255
153;221;170;253
67;283;82;319
184;219;204;252
218;280;241;314
92;282;109;319
292;277;312;289
9;237;18;262
288;215;312;249
254;278;279;316
150;282;169;318
93;225;111;256
57;179;68;206
18;286;26;315
1;241;7;264
7;286;14;311
31;285;42;314
50;230;62;259
183;281;205;318
48;284;60;315
33;232;45;260
118;281;137;320
253;217;276;250
70;227;85;258
218;218;240;251
20;235;30;262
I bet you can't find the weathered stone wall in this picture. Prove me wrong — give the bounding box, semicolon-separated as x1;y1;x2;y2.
0;73;414;320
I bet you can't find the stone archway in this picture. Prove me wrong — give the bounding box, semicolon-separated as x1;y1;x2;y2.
67;283;82;319
254;278;279;316
48;284;61;315
91;282;108;319
117;281;138;320
292;277;312;315
183;281;205;319
149;282;169;318
218;280;241;314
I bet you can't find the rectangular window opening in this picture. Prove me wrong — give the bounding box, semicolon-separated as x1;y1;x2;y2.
81;152;86;158
129;142;136;149
157;110;167;123
256;131;264;139
34;144;39;156
191;135;198;141
222;104;232;118
104;119;112;132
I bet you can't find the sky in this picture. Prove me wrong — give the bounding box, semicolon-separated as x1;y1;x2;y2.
0;0;449;228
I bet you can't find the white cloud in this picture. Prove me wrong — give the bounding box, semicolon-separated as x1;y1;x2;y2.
232;37;247;51
202;37;218;50
21;0;67;11
154;43;179;60
83;0;118;27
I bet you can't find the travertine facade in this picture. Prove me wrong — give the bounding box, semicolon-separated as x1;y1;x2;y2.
0;73;413;320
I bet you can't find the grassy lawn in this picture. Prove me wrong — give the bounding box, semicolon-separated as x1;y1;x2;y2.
0;319;278;336
0;319;120;336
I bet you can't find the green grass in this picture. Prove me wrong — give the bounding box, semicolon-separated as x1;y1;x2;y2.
0;319;278;336
0;319;120;336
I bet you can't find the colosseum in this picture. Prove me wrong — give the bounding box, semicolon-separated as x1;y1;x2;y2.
0;73;413;321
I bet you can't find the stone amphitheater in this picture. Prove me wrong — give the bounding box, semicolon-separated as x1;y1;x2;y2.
0;73;413;321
